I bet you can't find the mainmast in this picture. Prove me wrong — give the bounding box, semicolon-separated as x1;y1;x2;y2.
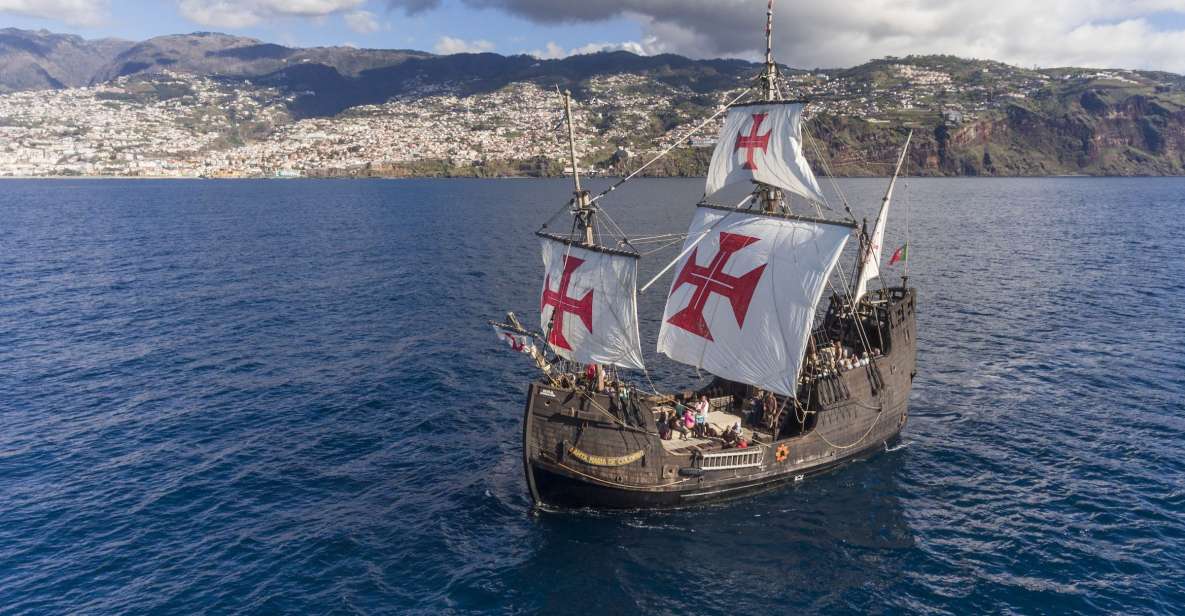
757;0;783;214
761;0;777;102
562;90;595;246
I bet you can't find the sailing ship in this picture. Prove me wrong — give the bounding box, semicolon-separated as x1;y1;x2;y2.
492;1;917;509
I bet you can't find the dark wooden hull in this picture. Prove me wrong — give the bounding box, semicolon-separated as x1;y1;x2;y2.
521;288;917;510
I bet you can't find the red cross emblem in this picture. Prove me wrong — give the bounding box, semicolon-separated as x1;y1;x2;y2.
502;333;525;352
666;232;766;341
541;255;593;350
734;113;771;171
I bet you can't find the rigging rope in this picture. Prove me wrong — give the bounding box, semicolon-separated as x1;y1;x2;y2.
814;404;884;450
628;232;688;244
588;88;752;206
804;127;857;224
638;193;754;293
640;236;691;256
554;459;694;489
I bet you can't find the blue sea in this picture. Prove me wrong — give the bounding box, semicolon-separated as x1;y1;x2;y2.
1;177;1183;614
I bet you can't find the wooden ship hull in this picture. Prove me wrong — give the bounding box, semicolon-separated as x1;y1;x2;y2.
522;287;917;510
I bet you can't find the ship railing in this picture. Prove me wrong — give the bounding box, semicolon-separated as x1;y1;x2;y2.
699;448;764;471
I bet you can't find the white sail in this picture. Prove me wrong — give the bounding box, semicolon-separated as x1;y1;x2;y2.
539;236;646;370
705;102;825;203
656;206;851;397
854;131;912;302
854;205;889;302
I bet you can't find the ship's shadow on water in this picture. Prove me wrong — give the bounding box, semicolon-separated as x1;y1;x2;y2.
500;457;916;614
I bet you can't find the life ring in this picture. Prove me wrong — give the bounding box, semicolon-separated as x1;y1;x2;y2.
775;443;789;463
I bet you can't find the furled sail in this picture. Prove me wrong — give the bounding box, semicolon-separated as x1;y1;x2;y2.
705;101;825;203
538;234;646;370
854;206;888;303
855;130;912;302
656;205;852;396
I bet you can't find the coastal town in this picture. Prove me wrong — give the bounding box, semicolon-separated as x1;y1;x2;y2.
0;58;1176;178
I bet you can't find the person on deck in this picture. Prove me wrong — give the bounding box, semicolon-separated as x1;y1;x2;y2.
694;395;709;438
721;421;741;447
749;392;764;425
679;407;694;440
657;410;671;440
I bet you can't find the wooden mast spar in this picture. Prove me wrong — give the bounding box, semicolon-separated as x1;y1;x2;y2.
758;0;783;214
562;90;595;246
560;89;604;388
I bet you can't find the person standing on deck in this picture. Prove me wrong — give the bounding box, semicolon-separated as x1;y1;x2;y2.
680;407;694;440
694;395;709;438
749;391;765;425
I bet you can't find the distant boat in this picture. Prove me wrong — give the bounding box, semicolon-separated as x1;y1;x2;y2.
274;169;303;178
492;0;917;509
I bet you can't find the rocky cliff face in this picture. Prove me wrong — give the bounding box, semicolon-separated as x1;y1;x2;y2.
806;92;1185;177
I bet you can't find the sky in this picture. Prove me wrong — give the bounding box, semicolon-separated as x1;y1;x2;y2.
3;0;1185;72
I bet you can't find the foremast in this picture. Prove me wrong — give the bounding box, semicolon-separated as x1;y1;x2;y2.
533;90;647;377
562;90;596;247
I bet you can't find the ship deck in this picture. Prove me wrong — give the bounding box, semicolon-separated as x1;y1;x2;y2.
654;408;770;453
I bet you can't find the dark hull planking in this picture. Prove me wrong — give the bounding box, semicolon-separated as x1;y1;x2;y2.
521;288;918;510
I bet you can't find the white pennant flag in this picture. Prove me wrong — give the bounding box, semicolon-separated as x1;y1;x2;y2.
539;236;645;370
705;102;825;203
656;206;850;396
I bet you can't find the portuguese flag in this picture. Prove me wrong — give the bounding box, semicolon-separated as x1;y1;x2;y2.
889;244;908;265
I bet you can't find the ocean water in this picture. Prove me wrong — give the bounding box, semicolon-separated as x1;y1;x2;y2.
1;177;1183;614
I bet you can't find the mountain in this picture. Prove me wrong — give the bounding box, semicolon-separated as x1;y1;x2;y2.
0;28;753;116
91;32;431;84
3;28;1185;177
0;29;132;92
249;51;754;118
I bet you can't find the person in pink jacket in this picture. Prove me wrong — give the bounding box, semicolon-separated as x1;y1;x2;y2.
681;407;695;440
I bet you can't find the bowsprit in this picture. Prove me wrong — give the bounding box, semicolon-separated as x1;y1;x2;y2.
541;254;593;350
665;232;766;341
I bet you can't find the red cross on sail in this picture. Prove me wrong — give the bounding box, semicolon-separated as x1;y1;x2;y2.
734;113;771;171
541;254;593;351
706;101;825;204
538;235;646;370
657;206;852;397
666;232;766;341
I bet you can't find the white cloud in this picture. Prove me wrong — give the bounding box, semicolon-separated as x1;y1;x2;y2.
528;41;565;59
430;0;1185;72
177;0;365;29
344;9;382;33
528;37;659;59
433;36;495;54
0;0;107;26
